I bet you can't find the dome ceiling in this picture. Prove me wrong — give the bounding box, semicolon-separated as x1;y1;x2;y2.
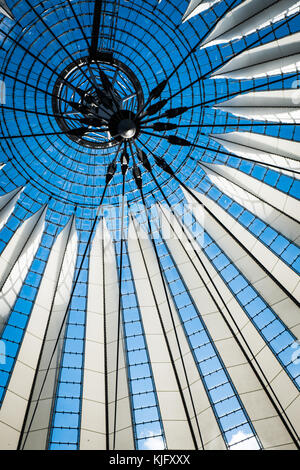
0;0;299;451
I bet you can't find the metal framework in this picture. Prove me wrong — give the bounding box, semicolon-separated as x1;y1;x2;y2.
0;0;299;451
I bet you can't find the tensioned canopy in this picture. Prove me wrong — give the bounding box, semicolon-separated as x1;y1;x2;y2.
0;0;299;450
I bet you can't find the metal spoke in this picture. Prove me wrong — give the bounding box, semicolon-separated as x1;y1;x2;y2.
89;0;103;59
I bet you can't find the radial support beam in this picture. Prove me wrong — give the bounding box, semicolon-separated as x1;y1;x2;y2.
211;31;300;79
0;187;24;232
209;132;300;178
213;90;300;123
128;217;225;450
159;203;299;449
202;0;300;48
200;161;300;245
19;216;78;450
0;216;76;449
183;0;221;22
0;206;47;336
89;0;103;59
80;220;134;450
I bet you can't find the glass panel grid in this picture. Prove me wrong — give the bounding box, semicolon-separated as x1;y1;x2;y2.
176;203;300;390
136;208;261;450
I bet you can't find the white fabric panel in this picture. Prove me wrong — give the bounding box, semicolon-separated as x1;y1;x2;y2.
0;217;77;450
21;217;78;450
182;0;221;22
211;131;300;163
128;219;195;449
81;220;134;450
0;187;23;231
212;31;300;79
128;217;223;450
181;190;300;436
0;207;46;290
209;132;300;177
186;182;300;337
201;161;300;244
203;0;300;48
81;220;106;449
0;0;14;19
214;89;300;123
183;186;300;316
103;219;134;451
158;203;298;449
200;163;300;225
0;206;46;335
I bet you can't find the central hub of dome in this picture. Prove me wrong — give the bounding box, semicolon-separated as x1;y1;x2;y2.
117;118;137;139
52;54;144;148
109;110;140;142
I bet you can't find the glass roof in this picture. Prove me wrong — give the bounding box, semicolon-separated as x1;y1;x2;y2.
0;0;299;451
